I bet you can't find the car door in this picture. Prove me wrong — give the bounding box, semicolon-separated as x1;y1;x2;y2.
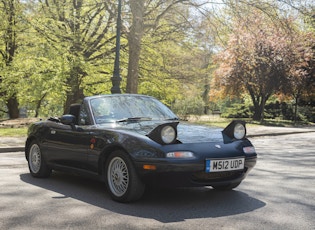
44;121;92;170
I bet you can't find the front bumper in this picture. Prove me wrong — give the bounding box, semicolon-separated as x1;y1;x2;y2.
135;155;257;187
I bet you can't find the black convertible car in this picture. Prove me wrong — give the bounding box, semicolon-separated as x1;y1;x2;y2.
25;94;257;202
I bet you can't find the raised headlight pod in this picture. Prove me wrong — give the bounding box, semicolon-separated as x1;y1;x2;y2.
222;120;247;142
234;122;246;139
147;122;179;145
161;125;176;144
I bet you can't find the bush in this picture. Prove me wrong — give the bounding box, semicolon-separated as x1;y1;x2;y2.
216;97;314;122
298;106;315;122
0;101;8;119
171;97;205;117
221;103;252;118
265;102;305;121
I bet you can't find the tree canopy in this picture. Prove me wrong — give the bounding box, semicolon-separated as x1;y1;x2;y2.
212;10;295;120
0;0;314;122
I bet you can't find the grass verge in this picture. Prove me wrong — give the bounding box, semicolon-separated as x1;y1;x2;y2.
0;127;27;137
189;116;312;128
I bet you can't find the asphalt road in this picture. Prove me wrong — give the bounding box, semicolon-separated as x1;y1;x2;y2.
1;133;314;230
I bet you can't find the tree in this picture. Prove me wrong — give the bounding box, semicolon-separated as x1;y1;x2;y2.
126;0;197;94
0;0;22;118
30;0;118;112
288;31;315;122
212;10;293;121
130;1;218;108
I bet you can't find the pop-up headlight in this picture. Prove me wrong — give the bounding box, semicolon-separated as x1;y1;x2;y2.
147;122;179;145
222;120;247;142
161;125;176;144
234;122;246;139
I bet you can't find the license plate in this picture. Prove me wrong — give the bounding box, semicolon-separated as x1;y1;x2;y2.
205;157;245;172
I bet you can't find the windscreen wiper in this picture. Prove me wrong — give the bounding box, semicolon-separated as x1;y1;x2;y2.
116;117;152;123
165;117;179;121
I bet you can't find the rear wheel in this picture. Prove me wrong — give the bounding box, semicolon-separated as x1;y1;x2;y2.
27;141;51;178
105;150;145;202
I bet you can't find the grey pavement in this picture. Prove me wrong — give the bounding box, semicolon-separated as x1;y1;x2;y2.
0;137;26;153
246;125;315;137
0;125;314;153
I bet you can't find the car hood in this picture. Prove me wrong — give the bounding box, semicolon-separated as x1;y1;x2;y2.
177;123;223;143
98;121;223;143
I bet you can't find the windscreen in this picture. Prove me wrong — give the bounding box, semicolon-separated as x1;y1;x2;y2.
90;95;177;124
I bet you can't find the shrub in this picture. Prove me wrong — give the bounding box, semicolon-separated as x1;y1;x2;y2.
221;103;252;118
171;97;205;117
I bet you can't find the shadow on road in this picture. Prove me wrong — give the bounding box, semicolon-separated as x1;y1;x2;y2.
20;172;265;223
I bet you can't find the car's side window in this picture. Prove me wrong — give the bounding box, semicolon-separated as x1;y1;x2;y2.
78;104;91;125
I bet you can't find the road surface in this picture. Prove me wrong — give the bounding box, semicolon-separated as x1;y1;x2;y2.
0;132;314;229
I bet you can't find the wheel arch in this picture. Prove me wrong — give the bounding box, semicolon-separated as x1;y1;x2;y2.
102;147;146;202
98;144;131;177
25;136;37;160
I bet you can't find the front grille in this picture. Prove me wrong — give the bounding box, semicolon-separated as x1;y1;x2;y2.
192;170;244;182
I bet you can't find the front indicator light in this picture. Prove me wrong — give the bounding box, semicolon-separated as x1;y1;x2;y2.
166;151;195;158
143;165;157;170
243;146;256;154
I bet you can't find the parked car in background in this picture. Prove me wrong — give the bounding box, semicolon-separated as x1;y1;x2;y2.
25;94;257;202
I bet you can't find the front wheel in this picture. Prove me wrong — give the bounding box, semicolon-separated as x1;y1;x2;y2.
105;150;145;202
27;141;51;178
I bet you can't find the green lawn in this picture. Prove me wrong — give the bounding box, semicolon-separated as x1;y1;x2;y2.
0;127;27;137
192;117;312;128
0;118;311;138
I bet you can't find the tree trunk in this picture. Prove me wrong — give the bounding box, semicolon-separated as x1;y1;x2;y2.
35;93;47;117
1;0;19;119
126;0;144;94
64;83;85;114
252;106;263;121
6;95;19;119
247;85;270;122
293;96;299;124
252;96;267;122
64;87;84;114
63;66;85;113
64;84;84;113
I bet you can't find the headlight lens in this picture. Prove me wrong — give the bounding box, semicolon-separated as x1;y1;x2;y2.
166;151;195;158
234;123;246;139
161;125;176;144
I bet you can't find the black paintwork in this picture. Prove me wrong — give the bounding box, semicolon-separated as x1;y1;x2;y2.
25;94;257;188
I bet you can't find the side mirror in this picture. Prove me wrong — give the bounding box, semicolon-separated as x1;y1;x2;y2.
60;114;76;126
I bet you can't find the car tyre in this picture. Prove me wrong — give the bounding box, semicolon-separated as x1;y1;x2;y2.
212;182;241;190
106;150;145;202
27;141;51;178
